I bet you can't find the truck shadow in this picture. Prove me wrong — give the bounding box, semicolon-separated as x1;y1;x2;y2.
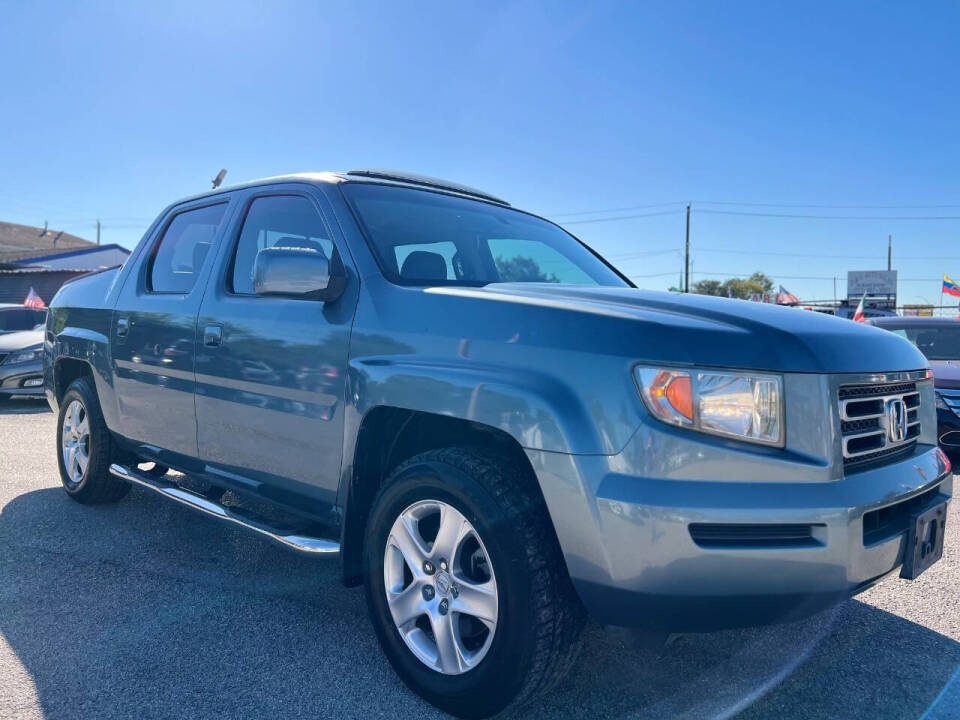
0;397;50;415
0;486;957;720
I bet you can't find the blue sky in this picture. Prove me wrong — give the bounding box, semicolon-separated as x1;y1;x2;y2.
2;1;959;306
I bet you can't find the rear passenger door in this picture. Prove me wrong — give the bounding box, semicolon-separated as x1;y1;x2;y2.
111;200;231;463
194;188;357;512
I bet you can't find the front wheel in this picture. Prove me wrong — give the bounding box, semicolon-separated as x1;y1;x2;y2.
363;448;584;718
56;377;130;504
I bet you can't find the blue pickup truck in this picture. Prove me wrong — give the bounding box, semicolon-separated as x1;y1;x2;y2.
44;170;952;718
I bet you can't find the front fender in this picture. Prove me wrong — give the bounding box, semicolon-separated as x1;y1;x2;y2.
349;356;603;455
47;319;118;428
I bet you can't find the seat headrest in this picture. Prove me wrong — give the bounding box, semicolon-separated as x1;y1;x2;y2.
192;241;211;274
400;251;447;280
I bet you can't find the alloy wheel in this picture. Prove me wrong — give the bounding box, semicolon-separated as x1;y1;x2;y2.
383;499;498;675
61;399;90;485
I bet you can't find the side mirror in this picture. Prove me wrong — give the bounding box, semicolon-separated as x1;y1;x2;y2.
253;246;344;300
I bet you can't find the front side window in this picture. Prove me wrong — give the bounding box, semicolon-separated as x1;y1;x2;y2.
149;204;227;293
230;195;333;295
342;183;628;287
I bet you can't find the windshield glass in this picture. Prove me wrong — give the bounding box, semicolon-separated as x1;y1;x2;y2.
342;183;629;287
884;324;960;360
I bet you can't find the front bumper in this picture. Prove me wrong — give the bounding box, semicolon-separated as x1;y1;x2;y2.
529;440;951;631
0;360;44;397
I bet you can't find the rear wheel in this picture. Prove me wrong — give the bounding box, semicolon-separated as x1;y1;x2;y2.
57;377;129;504
363;447;584;718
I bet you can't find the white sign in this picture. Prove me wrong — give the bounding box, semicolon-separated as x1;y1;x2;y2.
847;270;897;298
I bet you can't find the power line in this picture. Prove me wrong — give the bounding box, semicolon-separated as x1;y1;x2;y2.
694;200;960;209
688;270;943;282
550;201;683;218
627;271;680;279
605;248;680;260
695;208;960;220
695;247;960;261
561;209;681;225
547;198;960;220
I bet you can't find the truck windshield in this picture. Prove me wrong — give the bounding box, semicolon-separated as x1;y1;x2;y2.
342;183;630;288
884;324;960;360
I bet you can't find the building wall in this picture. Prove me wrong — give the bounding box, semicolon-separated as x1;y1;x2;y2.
12;245;130;270
0;270;87;305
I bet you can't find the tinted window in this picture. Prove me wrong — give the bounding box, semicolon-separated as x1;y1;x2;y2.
881;324;960;360
342;183;628;287
394;241;457;280
0;308;46;331
489;238;594;284
149;204;227;293
231;196;333;295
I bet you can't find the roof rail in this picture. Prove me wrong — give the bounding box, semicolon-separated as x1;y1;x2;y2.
345;169;509;206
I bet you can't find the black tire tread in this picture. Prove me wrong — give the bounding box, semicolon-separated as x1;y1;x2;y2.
386;446;586;709
58;376;129;504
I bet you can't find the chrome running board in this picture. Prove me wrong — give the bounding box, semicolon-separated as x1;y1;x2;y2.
110;463;340;555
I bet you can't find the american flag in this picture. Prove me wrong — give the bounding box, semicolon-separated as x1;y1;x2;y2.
775;285;799;305
23;287;46;310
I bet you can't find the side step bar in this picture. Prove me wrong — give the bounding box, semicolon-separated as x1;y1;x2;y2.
110;463;340;555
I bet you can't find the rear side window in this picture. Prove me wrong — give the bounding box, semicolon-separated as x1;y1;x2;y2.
149;204;227;293
230;195;333;295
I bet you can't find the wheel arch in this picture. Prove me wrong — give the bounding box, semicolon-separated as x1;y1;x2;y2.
340;406;560;587
53;357;94;402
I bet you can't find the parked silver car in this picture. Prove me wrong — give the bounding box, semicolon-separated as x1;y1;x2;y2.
0;329;44;400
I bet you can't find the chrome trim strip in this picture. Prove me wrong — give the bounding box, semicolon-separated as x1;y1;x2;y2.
840;391;920;420
843;437;917;459
839;381;923;461
110;464;340;555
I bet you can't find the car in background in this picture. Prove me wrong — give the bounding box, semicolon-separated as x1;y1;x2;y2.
868;316;960;462
0;329;44;401
0;304;46;334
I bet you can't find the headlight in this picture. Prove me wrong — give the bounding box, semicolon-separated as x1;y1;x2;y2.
635;366;783;446
4;346;42;365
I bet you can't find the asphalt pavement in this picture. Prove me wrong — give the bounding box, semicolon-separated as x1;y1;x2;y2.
1;397;958;719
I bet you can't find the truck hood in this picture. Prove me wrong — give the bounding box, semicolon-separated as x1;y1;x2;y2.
434;284;928;374
0;329;43;352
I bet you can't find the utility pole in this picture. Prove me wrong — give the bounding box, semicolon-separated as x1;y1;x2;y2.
887;234;892;271
96;219;101;246
684;204;691;293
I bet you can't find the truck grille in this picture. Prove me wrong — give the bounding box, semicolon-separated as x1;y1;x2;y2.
839;379;921;468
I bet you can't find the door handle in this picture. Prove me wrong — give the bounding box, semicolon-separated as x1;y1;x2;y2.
204;324;223;347
116;317;130;339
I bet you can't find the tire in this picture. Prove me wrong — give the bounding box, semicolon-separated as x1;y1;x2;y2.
56;376;130;504
363;447;585;719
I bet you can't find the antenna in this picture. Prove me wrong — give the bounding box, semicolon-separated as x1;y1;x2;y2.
211;168;227;190
39;220;48;237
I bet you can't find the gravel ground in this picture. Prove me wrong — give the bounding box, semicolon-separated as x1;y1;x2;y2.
1;397;958;720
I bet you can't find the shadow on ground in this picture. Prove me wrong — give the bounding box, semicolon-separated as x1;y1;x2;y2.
0;398;50;416
0;485;957;719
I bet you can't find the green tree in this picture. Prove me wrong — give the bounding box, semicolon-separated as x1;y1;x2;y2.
495;256;559;283
693;272;773;300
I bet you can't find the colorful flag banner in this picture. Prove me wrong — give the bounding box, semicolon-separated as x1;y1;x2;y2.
23;287;46;310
